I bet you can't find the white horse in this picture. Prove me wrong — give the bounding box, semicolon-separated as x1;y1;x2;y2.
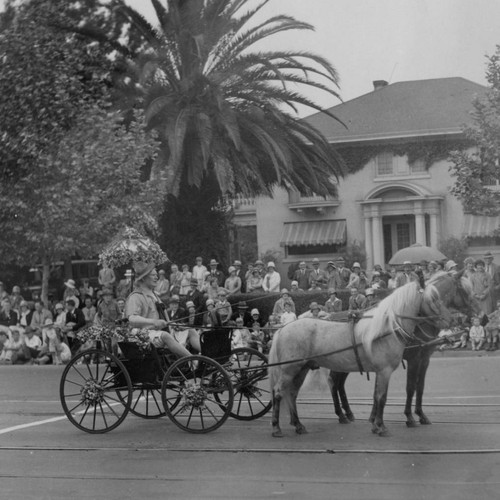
269;281;453;437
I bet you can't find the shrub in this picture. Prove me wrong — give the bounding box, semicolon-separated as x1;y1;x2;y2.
439;237;468;265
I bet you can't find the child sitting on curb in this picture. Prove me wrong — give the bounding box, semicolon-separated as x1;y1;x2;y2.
469;316;486;351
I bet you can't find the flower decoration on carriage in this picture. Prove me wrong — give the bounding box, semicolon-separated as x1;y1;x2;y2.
99;226;168;269
76;325;115;344
117;327;151;352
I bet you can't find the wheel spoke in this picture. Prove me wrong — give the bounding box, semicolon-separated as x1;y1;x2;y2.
72;365;92;384
199;407;205;429
98;402;108;427
132;390;144;412
65;379;85;388
150;390;163;414
186;406;195;427
92;403;97;430
67;399;86;415
78;403;91;425
102;398;121;419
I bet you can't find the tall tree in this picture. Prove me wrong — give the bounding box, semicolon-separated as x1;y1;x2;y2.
0;1;163;303
450;45;500;215
58;0;346;265
59;0;345;197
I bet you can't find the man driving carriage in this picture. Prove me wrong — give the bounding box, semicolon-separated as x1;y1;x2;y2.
125;261;201;358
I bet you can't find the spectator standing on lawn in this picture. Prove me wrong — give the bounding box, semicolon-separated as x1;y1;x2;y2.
224;266;242;296
335;257;351;289
325;261;341;291
346;262;362;289
370;271;387;290
179;265;192;296
247;268;264;293
262;262;281;293
169;264;183;295
290;280;305;295
185;278;204;312
192;257;207;291
463;257;475;280
293;261;310;291
116;269;134;300
470;259;494;315
98;263;116;291
206;259;225;287
308;258;327;289
483;251;500;304
232;260;245;293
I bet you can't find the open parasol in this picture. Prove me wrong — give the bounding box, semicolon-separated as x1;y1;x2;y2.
388;243;447;266
99;227;168;269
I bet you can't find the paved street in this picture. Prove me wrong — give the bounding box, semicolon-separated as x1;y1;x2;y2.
1;351;500;499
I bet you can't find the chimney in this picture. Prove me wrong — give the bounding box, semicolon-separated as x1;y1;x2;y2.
373;80;388;90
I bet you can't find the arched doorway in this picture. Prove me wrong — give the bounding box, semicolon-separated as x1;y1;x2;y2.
360;183;443;267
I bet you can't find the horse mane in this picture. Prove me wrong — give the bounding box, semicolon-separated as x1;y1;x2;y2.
364;281;439;346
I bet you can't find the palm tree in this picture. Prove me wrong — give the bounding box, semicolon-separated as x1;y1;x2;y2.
66;0;345;198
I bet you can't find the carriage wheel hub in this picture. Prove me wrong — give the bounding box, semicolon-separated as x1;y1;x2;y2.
80;380;105;405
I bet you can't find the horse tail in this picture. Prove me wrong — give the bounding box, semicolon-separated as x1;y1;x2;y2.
268;327;282;398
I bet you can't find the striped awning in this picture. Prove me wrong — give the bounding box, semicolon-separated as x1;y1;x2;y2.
280;220;346;247
462;214;500;237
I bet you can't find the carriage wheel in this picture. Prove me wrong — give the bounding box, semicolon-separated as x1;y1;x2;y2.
116;385;165;419
223;348;272;420
60;348;132;434
161;355;234;434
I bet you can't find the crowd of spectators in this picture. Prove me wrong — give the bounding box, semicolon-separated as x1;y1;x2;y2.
1;250;500;364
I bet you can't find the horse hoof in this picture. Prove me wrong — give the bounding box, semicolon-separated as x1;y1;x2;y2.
419;419;432;425
406;420;418;428
346;412;355;422
295;426;308;435
272;430;284;438
378;429;390;437
338;415;349;424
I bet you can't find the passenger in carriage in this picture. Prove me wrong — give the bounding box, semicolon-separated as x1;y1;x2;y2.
125;262;197;359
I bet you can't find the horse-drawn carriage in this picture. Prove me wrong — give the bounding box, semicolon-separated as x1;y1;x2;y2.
59;325;271;434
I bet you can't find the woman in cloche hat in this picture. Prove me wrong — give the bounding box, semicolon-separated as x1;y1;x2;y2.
124;261;200;358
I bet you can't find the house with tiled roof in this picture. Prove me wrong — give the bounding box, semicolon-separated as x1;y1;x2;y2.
232;77;492;275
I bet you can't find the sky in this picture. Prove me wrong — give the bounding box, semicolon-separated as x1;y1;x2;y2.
126;0;500;116
2;0;499;116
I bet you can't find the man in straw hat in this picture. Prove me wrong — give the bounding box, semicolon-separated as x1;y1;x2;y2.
125;262;199;358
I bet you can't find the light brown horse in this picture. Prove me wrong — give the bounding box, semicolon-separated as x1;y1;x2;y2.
269;281;453;437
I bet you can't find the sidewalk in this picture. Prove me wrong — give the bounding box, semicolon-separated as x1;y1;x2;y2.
435;346;500;358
